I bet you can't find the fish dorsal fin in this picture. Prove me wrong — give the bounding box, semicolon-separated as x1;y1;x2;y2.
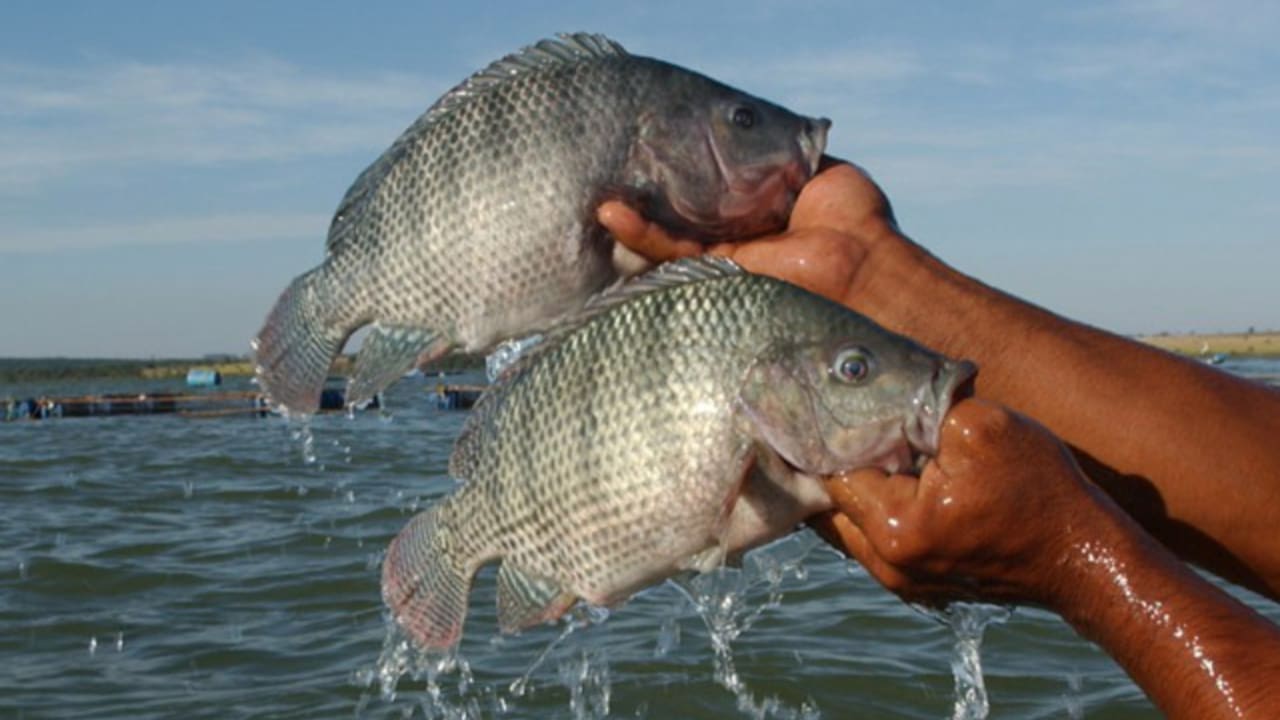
327;33;629;254
455;32;628;98
449;256;744;478
578;255;744;318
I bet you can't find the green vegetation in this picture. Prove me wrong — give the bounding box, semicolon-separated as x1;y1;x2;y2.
0;352;486;383
1139;330;1280;358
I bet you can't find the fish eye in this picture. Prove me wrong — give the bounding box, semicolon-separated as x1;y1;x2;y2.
731;106;756;129
831;347;873;384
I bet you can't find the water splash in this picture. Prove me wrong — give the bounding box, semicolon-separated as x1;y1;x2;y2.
507;616;580;699
360;537;824;718
286;418;318;466
654;613;681;657
916;602;1012;720
674;533;822;719
559;647;611;720
360;603;606;718
1063;672;1084;719
485;335;543;381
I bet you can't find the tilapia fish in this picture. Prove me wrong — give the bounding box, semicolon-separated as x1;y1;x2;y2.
382;258;976;651
252;33;829;415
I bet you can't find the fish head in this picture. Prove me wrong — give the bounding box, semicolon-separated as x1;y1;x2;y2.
740;320;976;476
629;71;829;239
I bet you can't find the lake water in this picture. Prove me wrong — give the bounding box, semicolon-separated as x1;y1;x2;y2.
3;358;1278;719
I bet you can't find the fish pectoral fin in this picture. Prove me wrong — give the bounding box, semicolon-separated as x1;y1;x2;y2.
717;447;834;559
495;563;576;634
680;544;734;574
347;326;449;409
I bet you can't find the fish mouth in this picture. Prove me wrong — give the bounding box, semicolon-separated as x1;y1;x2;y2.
687;116;830;237
903;359;978;459
797;117;831;177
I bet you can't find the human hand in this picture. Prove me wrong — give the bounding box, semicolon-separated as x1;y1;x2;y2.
598;159;918;309
808;398;1128;611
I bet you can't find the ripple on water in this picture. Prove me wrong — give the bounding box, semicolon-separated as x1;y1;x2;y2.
5;367;1280;718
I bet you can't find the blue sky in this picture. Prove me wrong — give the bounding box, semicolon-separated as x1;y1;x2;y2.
1;1;1276;357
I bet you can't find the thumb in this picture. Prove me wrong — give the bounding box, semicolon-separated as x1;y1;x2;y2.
821;467;918;529
596;201;704;263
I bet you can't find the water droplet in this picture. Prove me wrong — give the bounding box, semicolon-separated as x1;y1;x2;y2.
115;631;124;652
508;676;529;698
486;335;544;381
655;616;681;657
88;636;97;655
918;602;1011;720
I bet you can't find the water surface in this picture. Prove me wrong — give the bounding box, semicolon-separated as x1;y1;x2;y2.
3;359;1277;718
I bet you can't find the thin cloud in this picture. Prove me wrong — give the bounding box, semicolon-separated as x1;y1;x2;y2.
0;56;445;193
0;211;328;254
1065;0;1280;48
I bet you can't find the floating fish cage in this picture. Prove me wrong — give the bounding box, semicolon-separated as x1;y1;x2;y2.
3;388;378;421
60;392;180;417
431;384;485;410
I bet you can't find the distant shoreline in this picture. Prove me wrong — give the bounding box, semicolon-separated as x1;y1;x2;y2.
0;354;485;383
1137;331;1280;359
2;332;1275;383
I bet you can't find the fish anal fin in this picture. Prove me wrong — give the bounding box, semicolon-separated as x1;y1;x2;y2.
495;563;576;634
347;325;447;409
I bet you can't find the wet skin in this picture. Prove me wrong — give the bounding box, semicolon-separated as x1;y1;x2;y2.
598;160;1280;719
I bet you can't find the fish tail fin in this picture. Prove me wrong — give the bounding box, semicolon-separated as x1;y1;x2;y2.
251;266;354;417
346;326;451;410
382;505;474;651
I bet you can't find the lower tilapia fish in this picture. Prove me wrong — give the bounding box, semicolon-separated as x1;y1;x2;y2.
382;258;976;650
251;33;829;415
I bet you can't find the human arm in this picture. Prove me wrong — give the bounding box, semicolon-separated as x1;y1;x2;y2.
598;161;1280;599
810;399;1280;720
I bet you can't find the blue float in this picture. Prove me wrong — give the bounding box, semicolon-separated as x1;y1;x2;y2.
186;368;223;387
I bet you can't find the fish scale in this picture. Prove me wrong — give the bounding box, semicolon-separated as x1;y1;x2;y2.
251;33;829;416
382;258;977;651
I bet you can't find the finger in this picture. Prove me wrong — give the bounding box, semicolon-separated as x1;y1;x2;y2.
822;467;918;527
808;511;913;590
596;201;704;263
787;163;893;237
710;228;865;305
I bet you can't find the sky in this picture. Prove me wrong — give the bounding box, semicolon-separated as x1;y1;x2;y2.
1;1;1277;358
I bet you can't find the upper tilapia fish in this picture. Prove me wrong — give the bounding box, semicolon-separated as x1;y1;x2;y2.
252;33;829;415
382;258;976;651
